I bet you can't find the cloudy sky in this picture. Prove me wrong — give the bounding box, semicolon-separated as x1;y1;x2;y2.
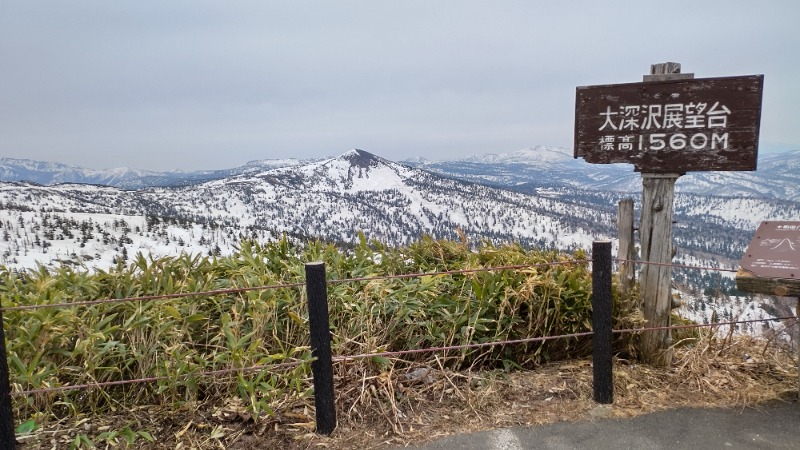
1;1;797;171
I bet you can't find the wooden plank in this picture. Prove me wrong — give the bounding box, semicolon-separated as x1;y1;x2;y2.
643;73;695;82
735;269;800;297
574;74;764;172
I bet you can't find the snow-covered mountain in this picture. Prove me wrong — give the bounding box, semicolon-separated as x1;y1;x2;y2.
0;158;164;189
4;146;798;200
0;156;315;189
407;146;800;201
2;148;798;340
0;149;617;271
3;148;800;270
407;146;635;190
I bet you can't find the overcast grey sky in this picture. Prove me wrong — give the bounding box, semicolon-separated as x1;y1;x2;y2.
1;1;797;171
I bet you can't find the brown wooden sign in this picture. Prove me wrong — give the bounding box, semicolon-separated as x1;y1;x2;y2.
740;221;800;280
574;75;763;172
737;221;800;297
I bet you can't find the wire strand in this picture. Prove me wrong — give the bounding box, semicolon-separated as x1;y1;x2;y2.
12;315;797;397
332;331;596;362
14;360;308;397
614;258;739;273
1;260;587;312
328;259;588;285
612;315;798;335
1;282;306;312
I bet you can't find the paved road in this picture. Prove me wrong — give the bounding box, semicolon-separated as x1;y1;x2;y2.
404;401;799;449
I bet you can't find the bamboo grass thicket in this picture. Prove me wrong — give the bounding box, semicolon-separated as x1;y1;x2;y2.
0;234;636;422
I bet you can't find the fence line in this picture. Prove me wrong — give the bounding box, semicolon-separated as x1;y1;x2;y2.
0;260;586;313
2;251;797;442
10;315;795;398
13;359;309;397
330;315;798;365
2;258;737;313
0;282;306;312
612;315;799;336
614;258;739;273
328;259;589;285
332;331;596;363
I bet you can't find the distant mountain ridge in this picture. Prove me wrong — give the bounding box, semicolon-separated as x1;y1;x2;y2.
406;146;800;201
0;156;316;189
0;157;161;188
3;144;800;204
3;146;798;200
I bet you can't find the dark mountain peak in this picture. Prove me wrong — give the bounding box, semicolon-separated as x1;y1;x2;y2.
339;149;382;169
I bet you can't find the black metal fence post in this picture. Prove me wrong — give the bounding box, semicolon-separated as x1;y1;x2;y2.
592;240;613;404
0;303;17;449
305;262;336;435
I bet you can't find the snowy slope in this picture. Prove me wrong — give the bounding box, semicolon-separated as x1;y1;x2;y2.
0;150;619;271
3;148;799;274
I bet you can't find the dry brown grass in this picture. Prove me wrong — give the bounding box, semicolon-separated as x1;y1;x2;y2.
18;332;798;449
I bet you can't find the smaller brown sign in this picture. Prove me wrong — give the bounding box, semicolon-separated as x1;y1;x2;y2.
740;221;800;280
574;75;764;173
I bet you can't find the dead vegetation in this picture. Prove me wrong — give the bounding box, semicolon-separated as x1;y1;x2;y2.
17;331;798;449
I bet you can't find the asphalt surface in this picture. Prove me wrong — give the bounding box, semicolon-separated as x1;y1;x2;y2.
403;401;800;449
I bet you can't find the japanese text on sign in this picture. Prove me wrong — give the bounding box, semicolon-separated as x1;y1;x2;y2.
597;101;731;153
573;75;763;173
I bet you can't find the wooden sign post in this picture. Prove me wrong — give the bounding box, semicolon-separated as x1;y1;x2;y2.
575;63;764;366
735;221;800;398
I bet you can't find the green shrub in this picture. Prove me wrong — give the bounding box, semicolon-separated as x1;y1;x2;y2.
1;235;634;421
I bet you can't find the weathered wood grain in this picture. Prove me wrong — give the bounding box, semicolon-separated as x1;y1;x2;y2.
735;269;800;297
617;198;635;297
638;174;679;366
